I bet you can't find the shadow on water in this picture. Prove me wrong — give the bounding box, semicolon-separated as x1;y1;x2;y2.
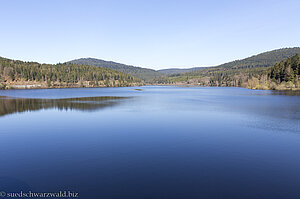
0;96;130;117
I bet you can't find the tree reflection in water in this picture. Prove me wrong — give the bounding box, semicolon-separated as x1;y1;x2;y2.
0;96;130;117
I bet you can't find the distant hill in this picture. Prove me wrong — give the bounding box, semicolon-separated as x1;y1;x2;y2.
165;47;300;90
216;47;300;69
158;67;208;75
159;47;300;75
68;58;162;82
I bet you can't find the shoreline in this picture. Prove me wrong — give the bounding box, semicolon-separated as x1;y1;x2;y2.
1;83;300;91
0;82;144;90
150;83;300;91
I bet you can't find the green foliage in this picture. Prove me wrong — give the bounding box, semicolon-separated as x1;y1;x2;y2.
68;58;163;82
270;54;300;84
158;68;207;75
218;47;300;70
0;57;141;88
164;48;300;90
158;47;300;75
167;66;269;87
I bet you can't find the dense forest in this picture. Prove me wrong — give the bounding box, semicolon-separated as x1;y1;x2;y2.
0;57;142;89
163;54;300;90
165;66;269;88
214;47;300;70
158;47;300;75
158;67;207;75
68;58;162;82
269;54;300;89
157;48;300;90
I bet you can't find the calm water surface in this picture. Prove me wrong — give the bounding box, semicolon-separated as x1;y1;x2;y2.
0;86;299;199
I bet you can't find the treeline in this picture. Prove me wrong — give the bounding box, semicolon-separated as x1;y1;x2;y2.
270;54;300;84
0;57;142;89
247;54;300;90
166;67;269;88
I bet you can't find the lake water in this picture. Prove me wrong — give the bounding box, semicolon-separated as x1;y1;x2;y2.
0;86;299;199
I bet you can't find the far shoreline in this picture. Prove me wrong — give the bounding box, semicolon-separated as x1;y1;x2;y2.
1;83;300;91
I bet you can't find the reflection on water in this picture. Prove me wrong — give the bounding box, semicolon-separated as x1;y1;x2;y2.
271;90;300;96
0;96;129;117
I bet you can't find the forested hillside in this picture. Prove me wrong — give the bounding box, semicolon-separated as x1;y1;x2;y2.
159;47;300;75
1;47;299;90
269;54;300;89
164;54;300;90
166;66;270;88
68;58;162;82
217;47;300;69
157;67;207;75
68;48;300;84
160;48;300;90
0;57;142;89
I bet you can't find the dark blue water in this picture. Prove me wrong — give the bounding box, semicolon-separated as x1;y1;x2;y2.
0;86;299;199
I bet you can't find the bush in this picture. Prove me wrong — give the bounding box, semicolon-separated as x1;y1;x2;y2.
0;83;6;89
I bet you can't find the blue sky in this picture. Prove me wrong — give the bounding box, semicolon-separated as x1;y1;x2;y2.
0;0;299;69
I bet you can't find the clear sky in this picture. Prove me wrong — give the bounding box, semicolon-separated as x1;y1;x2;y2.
1;0;299;69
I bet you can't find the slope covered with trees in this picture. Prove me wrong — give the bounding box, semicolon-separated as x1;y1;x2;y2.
269;54;300;89
0;57;142;89
157;67;207;75
1;47;299;90
215;47;300;69
159;47;300;75
68;58;162;82
164;54;300;90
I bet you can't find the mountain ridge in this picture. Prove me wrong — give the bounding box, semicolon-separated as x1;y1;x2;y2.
158;47;300;74
69;48;300;78
68;58;162;82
